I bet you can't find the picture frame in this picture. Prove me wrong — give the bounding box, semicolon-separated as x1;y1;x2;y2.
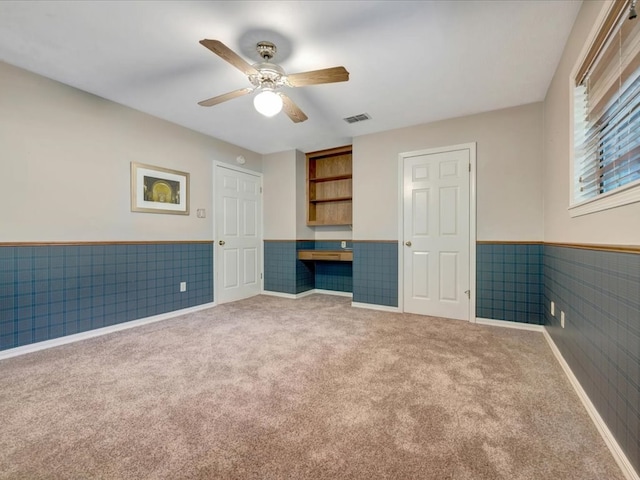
130;162;190;215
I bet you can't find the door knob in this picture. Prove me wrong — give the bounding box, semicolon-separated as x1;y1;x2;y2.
405;241;412;247
218;240;225;246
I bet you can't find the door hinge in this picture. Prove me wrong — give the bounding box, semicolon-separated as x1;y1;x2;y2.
260;187;263;193
260;273;263;279
468;163;471;172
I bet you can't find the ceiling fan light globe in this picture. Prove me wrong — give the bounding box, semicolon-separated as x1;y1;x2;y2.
254;90;283;117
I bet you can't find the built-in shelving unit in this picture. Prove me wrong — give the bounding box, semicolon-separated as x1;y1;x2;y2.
306;145;352;226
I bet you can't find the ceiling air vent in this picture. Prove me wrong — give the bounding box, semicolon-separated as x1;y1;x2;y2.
343;113;371;124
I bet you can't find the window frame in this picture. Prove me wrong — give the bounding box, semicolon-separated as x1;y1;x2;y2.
569;0;640;217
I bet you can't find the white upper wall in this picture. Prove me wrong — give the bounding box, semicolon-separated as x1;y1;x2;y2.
353;103;544;241
543;0;640;244
0;61;261;242
15;33;624;247
263;150;297;240
295;150;315;240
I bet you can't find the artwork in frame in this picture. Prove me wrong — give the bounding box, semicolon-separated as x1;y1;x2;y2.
130;162;190;215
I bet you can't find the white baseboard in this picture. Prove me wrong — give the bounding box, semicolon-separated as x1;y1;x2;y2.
262;289;352;299
261;290;301;299
0;302;217;361
313;289;352;298
351;301;400;313
542;328;639;480
262;291;394;310
262;291;397;311
476;317;545;332
261;290;316;299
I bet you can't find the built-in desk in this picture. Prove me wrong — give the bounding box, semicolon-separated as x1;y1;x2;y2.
298;250;353;262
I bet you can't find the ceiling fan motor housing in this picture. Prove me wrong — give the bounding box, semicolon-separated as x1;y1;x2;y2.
250;42;287;90
250;66;286;90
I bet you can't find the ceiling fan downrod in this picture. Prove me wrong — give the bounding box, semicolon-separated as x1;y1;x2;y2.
256;41;276;61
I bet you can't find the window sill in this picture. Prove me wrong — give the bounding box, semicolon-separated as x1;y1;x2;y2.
569;180;640;217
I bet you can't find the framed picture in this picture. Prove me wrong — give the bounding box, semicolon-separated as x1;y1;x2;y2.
131;162;189;215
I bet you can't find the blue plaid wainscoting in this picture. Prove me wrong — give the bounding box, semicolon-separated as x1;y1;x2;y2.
0;242;214;351
544;244;639;472
264;240;400;301
262;240;316;295
263;241;299;295
352;241;398;307
263;240;352;295
313;241;353;293
476;242;543;324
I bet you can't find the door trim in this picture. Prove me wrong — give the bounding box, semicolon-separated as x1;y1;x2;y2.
213;161;264;303
397;143;477;322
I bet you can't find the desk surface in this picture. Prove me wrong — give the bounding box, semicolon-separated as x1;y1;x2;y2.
297;250;353;262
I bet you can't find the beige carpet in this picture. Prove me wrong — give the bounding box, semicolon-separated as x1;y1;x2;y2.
0;294;625;479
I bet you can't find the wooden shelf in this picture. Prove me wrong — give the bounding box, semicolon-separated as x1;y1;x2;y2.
309;174;352;183
310;196;352;203
306;145;352;226
298;250;353;262
307;220;352;226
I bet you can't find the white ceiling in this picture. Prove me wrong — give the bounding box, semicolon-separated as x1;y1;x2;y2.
0;1;582;155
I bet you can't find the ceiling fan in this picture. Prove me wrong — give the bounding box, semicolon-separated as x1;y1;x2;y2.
198;39;349;123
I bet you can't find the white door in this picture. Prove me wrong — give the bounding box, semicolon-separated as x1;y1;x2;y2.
402;147;470;320
215;164;262;304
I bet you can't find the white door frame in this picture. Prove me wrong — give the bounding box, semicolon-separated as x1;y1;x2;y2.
397;143;477;322
212;161;264;303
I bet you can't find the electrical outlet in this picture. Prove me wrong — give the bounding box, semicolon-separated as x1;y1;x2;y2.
341;241;347;249
551;301;555;316
560;310;565;328
196;209;206;218
180;282;187;292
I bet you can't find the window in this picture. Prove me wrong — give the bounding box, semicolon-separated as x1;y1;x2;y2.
571;0;640;216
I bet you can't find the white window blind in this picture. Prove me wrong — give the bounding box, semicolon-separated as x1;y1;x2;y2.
573;0;640;204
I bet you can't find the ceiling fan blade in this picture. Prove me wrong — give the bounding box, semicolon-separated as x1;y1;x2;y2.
287;66;349;87
280;94;308;123
200;39;259;76
198;87;253;107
